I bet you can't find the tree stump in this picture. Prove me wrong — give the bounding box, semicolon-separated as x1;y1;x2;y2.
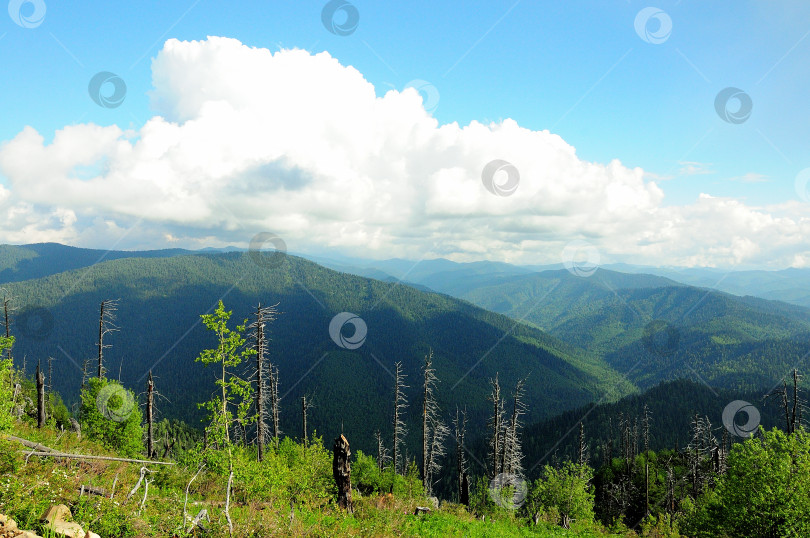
332;434;353;513
460;472;470;506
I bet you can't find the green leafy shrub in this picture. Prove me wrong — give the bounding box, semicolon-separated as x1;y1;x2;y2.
525;462;595;527
72;495;136;537
0;335;15;430
79;377;143;457
681;427;810;538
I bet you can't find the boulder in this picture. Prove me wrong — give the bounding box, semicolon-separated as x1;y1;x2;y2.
39;505;71;525
39;505;85;538
0;514;17;530
47;521;85;538
0;513;43;538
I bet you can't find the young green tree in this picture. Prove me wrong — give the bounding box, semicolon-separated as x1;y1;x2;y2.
79;377;143;457
0;335;15;430
527;462;595;529
683;427;810;537
196;300;255;447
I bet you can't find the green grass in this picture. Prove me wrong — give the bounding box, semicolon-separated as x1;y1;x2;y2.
0;421;633;537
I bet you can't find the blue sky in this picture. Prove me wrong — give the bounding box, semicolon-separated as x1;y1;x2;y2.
0;1;808;268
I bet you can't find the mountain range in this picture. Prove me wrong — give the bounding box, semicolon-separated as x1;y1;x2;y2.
2;242;808;467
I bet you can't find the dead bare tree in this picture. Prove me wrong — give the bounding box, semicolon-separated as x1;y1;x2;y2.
501;377;527;477
488;373;504;478
44;355;55;419
687;413;717;497
146;371;155;458
270;364;281;439
248;302;279;461
425;418;449;496
453;407;469;504
81;359;91;389
97;299;119;378
301;395;314;446
578;422;588;467
182;464;206;531
392;361;408;476
771;369;804;434
2;291;12;363
421;350;448;495
642;404;650;516
374;429;390;471
36;361;45;428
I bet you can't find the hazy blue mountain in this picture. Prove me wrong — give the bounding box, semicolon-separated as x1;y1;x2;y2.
604;264;810;309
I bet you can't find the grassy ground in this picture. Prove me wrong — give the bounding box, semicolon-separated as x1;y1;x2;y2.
0;422;630;537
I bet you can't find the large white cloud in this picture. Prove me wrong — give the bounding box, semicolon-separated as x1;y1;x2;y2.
1;36;808;268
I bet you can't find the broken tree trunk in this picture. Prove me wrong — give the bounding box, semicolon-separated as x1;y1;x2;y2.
333;434;353;513
79;485;107;497
460;472;470;506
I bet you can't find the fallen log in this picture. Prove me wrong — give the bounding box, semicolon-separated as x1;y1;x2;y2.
20;450;175;466
4;435;57;452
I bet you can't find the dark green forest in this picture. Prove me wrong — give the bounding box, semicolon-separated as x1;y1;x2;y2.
2;245;635;461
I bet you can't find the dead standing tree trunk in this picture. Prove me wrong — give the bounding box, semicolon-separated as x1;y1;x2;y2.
146;371;154;458
301;395;313;446
333;434;353;513
270;365;281;439
392;361;408;478
453;407;469;505
421;350;448;497
36;361;45;428
488;373;503;478
249;303;279;461
2;292;12;363
97;299;119;378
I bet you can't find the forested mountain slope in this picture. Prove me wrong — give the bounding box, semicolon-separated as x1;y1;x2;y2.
3;251;635;456
459;268;810;391
0;243;190;283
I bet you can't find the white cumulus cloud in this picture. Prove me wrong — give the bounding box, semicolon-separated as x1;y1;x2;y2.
0;36;808;268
